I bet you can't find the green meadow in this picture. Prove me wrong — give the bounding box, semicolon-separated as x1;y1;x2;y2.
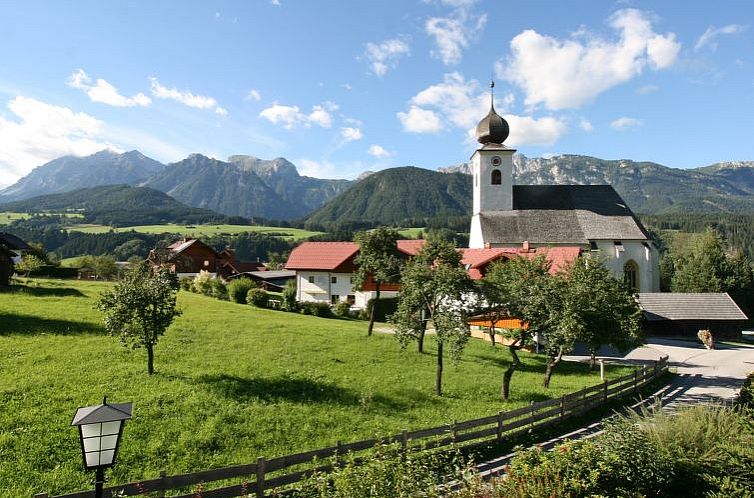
64;223;323;240
0;212;84;225
0;279;630;497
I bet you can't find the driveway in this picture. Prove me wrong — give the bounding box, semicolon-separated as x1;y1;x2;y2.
622;337;754;407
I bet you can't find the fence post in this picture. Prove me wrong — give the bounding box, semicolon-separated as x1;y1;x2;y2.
642;364;647;385
157;470;167;498
559;395;565;420
335;440;343;468
256;456;266;498
401;430;408;461
530;401;535;430
653;360;658;378
603;380;608;402
633;369;638;394
451;420;458;443
496;411;504;440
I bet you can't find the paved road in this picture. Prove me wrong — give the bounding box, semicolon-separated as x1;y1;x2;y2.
471;338;754;481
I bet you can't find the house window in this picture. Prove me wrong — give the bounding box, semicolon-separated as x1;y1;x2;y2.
308;276;314;284
347;295;355;305
614;241;624;257
589;241;598;251
331;294;340;305
204;260;210;266
491;169;502;185
623;260;639;292
331;276;337;284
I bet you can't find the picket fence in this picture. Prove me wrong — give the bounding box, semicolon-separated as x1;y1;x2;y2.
35;356;669;498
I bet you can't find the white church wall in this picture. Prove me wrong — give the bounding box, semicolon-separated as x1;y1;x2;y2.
591;240;660;292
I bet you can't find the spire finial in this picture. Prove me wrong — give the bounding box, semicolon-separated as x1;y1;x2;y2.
475;76;509;145
490;78;495;109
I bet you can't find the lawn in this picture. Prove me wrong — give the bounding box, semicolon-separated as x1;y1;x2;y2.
64;223;323;240
0;279;631;497
0;211;84;225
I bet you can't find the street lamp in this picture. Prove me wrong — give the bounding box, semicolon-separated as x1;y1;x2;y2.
71;397;132;498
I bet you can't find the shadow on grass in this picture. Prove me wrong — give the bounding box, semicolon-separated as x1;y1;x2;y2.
4;284;86;297
196;373;438;412
0;313;104;336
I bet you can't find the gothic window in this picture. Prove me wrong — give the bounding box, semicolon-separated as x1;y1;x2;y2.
491;169;502;185
623;260;639;292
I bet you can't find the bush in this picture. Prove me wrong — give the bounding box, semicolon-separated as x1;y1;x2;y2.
698;329;714;349
282;280;298;312
179;277;194;292
247;288;269;308
228;277;256;304
333;301;352;318
299;301;333;318
193;270;214;295
210;278;228;300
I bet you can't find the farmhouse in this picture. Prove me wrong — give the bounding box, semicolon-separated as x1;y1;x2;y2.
468;93;660;292
148;238;265;278
0;232;31;264
0;243;12;287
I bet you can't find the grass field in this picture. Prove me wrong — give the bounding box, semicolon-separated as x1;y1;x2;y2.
0;279;631;497
0;212;84;225
64;223;323;240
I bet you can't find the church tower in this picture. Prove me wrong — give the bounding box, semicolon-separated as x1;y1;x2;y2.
469;82;516;248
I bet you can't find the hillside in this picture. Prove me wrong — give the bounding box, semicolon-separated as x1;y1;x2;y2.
0;185;241;226
0;150;164;201
141;154;352;220
304;167;471;226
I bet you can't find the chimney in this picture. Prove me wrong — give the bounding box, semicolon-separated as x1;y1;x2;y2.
522;240;530;252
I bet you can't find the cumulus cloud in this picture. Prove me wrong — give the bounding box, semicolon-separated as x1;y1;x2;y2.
0;96;117;183
695;24;748;52
636;84;659;95
579;119;594;132
501;9;681;110
611;116;643;130
364;38;410;76
397;106;444;133
149;77;226;115
398;72;567;146
340;127;363;142
67;69;151;107
368;144;393;158
425;4;486;65
246;89;262;101
259;101;338;129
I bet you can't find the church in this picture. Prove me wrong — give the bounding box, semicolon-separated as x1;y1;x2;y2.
468;89;660;293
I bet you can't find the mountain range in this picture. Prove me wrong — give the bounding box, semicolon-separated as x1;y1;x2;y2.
2;149;754;224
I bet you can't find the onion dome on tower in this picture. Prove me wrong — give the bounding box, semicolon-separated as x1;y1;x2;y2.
475;80;509;145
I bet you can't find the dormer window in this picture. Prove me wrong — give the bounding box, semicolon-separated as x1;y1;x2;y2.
614;241;624;258
491;169;502;185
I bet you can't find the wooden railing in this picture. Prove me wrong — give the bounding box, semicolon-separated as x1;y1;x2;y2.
35;356;669;498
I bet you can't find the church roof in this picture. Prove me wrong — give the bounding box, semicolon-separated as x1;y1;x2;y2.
637;293;748;321
478;185;650;244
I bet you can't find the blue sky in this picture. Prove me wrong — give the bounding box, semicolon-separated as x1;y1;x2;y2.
0;0;752;187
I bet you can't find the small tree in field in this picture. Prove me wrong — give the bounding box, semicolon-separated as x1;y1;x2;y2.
354;227;403;336
15;254;43;277
482;256;553;399
392;235;472;396
97;262;181;375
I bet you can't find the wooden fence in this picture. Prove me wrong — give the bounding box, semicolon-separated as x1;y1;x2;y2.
35;356;669;498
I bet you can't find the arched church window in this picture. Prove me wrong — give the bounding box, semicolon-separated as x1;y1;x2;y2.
491;169;502;185
623;260;639;292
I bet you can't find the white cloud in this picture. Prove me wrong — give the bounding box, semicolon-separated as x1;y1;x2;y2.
636;84;659;95
214;107;228;116
502;9;681;110
67;69;151;107
425;6;486;65
397;106;444;133
695;24;748;52
271;0;281;5
246;89;262;101
401;72;567;146
363;38;410;76
368;144;393;158
297;158;337;178
579;119;594;132
611;116;643;130
340;127;363;142
149;77;226;115
0;96;117;183
259;101;338;129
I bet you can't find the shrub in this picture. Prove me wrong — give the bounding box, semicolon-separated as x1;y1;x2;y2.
698;329;714;349
193;270;214;295
333;301;351;318
228;278;256;304
247;288;269;308
179;277;194;292
210;278;228;300
282;280;298;312
299;301;333;318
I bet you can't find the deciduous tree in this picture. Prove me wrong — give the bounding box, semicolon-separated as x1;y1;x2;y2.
392;235;472;395
354;227;403;336
97;262;181;375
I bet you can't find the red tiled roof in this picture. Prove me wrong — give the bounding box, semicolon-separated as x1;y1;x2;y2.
459;246;581;279
285;242;360;271
397;239;425;256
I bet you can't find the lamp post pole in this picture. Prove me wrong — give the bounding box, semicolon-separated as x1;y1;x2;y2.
94;467;105;498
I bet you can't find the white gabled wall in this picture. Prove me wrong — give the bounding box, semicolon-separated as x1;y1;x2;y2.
590;240;660;292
